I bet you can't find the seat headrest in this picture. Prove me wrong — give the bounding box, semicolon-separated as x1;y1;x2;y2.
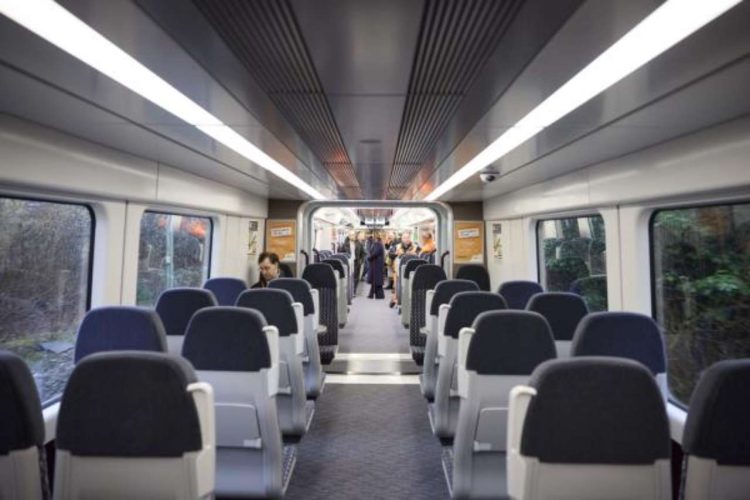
330;254;349;268
404;259;426;278
182;307;271;372
322;259;345;278
522;357;670;464
75;307;167;363
399;254;418;269
431;279;479;315
412;265;447;290
467;311;556;375
269;278;314;315
302;263;338;289
455;264;491;291
683;359;750;465
155;288;217;336
498;280;544;309
203;277;247;306
526;292;588;341
278;262;294;278
57;351;202;457
571;312;666;374
444;291;507;338
0;351;44;453
236;289;297;336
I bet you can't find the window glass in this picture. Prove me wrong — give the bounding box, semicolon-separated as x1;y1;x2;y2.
537;215;607;311
651;204;750;405
137;212;212;306
0;197;93;404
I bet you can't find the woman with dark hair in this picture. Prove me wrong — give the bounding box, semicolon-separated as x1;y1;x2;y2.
251;251;282;288
367;231;385;299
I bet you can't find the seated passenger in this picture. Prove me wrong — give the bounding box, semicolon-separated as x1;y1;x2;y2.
251;251;285;288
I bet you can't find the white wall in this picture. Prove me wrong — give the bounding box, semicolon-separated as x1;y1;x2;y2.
0;115;269;305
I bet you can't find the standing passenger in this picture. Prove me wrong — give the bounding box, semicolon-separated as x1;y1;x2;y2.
367;231;385;299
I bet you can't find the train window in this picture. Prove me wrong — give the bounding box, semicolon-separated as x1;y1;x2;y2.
0;197;94;405
651;203;750;406
136;211;213;306
537;215;607;311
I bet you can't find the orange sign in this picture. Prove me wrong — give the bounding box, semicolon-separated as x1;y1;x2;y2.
454;221;484;264
266;219;296;262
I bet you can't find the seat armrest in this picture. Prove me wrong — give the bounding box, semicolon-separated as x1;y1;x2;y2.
263;326;280;397
292;303;305;355
311;289;320;328
424;290;435;332
457;327;475;399
188;381;216;497
507;385;536;500
437;304;450;357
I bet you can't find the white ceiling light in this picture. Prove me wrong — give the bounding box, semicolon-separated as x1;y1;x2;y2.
424;0;742;201
0;0;327;200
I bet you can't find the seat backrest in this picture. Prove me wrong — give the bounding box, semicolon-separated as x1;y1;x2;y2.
455;264;491;291
508;357;671;500
571;312;667;395
302;263;337;290
203;277;247;306
302;263;338;347
322;259;345;279
526;292;588;357
498;280;544;309
430;280;479;316
404;259;426;280
155;287;217;337
0;351;46;500
236;289;298;337
399;254;418;271
54;351;213;499
444;291;507;339
269;278;315;316
278;262;294;278
681;359;750;500
75;306;167;363
410;265;448;347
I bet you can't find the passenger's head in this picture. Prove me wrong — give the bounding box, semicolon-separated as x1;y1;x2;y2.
348;230;356;240
421;231;433;244
258;252;280;283
373;230;383;241
357;231;366;242
401;232;412;245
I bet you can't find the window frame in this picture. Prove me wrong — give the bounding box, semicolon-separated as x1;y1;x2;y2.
648;199;750;410
0;193;96;407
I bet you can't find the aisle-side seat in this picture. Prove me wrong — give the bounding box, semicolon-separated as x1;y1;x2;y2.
455;264;491;292
429;291;507;439
54;352;215;500
421;280;479;401
401;259;426;328
526;292;588;358
74;306;167;362
0;351;48;500
447;311;556;499
571;311;668;399
182;307;293;498
203;277;247;306
269;278;326;398
155;288;217;354
323;259;348;328
409;264;447;366
236;289;313;438
498;281;543;310
682;359;750;500
302;263;338;365
332;253;354;304
507;357;671;500
397;254;419;309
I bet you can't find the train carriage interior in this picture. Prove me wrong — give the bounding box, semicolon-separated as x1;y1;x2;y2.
0;0;749;498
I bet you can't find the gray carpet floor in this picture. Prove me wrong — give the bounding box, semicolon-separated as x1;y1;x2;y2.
285;384;449;500
337;283;409;353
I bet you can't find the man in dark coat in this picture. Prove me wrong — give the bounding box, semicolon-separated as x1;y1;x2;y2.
367;231;385;299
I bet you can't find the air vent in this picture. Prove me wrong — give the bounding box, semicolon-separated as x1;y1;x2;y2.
193;0;361;197
389;0;523;196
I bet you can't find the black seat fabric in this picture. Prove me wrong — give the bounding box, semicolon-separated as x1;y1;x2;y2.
183;307;271;372
683;359;750;465
526;292;588;341
522;357;671;464
571;312;666;375
155;288;217;336
466;311;556;375
455;264;491;291
302;263;338;363
279;262;294;278
236;289;297;337
322;259;344;278
410;265;447;362
445;292;507;338
203;277;247;306
57;351;202;457
430;280;479;316
74;306;167;363
269;278;315;316
404;259;426;280
498;280;544;309
0;351;45;454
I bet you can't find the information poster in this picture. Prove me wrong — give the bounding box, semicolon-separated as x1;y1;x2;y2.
266;219;296;262
492;223;503;260
247;220;258;256
454;221;484;263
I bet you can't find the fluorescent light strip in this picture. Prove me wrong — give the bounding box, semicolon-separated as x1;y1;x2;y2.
425;0;741;201
0;0;326;200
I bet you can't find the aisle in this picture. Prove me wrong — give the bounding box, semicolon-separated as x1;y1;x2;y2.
337;282;409;353
285;383;449;499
